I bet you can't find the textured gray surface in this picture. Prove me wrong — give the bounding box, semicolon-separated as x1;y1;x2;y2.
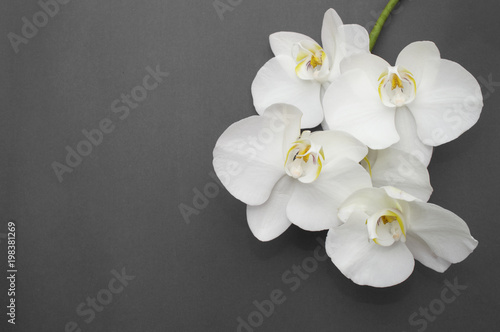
2;0;499;331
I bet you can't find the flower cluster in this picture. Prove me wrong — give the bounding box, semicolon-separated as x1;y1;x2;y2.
213;8;481;287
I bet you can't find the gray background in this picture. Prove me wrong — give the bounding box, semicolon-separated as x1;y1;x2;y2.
2;0;500;331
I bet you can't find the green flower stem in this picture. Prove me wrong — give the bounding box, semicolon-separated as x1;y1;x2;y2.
369;0;401;51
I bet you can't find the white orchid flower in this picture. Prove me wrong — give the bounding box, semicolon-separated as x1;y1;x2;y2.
323;41;483;150
251;9;369;128
326;187;478;288
212;104;371;241
361;146;433;202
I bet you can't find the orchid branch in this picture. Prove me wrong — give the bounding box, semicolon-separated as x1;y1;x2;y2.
369;0;401;51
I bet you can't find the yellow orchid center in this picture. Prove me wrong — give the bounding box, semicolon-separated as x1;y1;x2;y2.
292;40;330;82
284;131;325;183
309;52;324;69
378;66;417;107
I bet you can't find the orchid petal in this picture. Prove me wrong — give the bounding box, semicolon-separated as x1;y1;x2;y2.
392;106;433;166
405;233;452;272
323;69;399;149
328;24;370;80
382;186;420;203
252;56;323;128
338;187;398;223
213;105;301;205
395;41;441;85
308;130;368;164
369;148;433;202
406;201;478;263
246;176;294;241
287;160;372;231
407;59;483;146
326;218;415;287
321;8;343;70
339;53;389;89
270;32;318;58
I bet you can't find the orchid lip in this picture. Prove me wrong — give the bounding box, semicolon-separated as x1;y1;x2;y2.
366;208;406;247
284;131;325;183
292;40;330;82
378;66;416;107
